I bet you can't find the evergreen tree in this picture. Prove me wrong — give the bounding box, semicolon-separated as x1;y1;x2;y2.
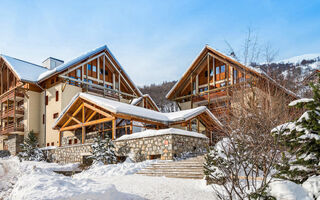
18;131;45;161
90;135;117;164
274;74;320;184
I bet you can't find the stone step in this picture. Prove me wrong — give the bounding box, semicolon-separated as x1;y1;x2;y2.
136;172;204;179
140;169;203;173
143;166;203;170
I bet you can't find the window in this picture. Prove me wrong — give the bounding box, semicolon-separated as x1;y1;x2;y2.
74;139;78;144
76;69;81;77
42;114;45;124
51;142;54;146
47;143;49;146
68;139;72;145
216;66;220;74
87;64;91;71
56;77;59;82
56;91;59;101
45;96;48;106
51;79;54;84
233;69;238;83
210;69;213;76
204;70;208;77
100;68;103;74
92;66;97;72
53;113;59;119
221;65;225;73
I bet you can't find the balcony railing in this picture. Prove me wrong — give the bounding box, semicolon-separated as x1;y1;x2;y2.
0;123;24;135
1;107;24;119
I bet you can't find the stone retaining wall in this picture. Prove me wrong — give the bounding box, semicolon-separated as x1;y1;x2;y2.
114;134;209;160
46;133;209;163
46;143;92;164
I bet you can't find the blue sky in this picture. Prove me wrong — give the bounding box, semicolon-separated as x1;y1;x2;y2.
0;0;319;86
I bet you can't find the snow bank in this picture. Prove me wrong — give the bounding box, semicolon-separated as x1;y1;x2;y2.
269;180;312;200
9;169;137;200
302;176;320;200
1;157;142;200
74;159;155;179
116;128;208;141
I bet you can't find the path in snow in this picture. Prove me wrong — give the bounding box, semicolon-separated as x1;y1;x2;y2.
74;175;215;200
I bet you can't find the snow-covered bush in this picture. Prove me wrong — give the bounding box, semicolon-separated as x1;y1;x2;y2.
18;131;45;161
89;135;117;164
273;76;320;184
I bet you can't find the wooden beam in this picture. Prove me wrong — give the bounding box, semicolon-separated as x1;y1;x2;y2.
85;111;97;122
67;113;81;124
61;117;114;132
83;102;112;118
61;104;84;128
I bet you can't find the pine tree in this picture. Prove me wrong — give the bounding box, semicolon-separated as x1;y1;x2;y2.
274;74;320;184
18;131;45;161
90;135;117;164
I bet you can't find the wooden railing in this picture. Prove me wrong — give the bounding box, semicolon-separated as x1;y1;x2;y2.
1;107;24;119
0;123;24;135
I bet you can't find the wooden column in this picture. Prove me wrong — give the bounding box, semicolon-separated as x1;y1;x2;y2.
190;76;193;109
82;105;85;144
58;131;62;147
97;58;100;80
207;55;210;104
130;120;133;134
212;57;216;86
112;118;116;140
103;56;106;97
14;90;16;129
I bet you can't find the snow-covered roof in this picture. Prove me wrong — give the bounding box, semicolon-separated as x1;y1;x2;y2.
0;45;143;97
53;92;222;128
115;128;208;141
37;45;108;81
166;45;298;99
0;54;48;83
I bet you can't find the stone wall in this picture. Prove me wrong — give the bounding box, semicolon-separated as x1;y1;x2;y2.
114;134;209;160
4;134;24;155
45;133;208;163
46;143;92;164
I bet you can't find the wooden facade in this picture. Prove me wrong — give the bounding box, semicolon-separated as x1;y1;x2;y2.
167;45;297;123
53;94;221;146
39;48;142;101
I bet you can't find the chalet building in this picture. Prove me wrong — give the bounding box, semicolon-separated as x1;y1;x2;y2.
0;45;169;155
166;45;297;140
0;45;224;157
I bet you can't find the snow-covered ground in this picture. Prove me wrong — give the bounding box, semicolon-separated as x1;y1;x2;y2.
0;157;214;200
1;156;319;200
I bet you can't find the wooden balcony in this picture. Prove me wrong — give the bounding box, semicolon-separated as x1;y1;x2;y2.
0;123;24;135
193;90;227;103
0;89;24;103
1;107;24;119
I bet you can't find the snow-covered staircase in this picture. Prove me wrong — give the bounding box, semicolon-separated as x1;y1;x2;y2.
136;156;205;179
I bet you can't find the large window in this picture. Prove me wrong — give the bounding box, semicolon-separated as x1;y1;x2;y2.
76;69;81;78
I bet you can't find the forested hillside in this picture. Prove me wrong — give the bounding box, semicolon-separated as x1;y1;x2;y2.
139;81;179;112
